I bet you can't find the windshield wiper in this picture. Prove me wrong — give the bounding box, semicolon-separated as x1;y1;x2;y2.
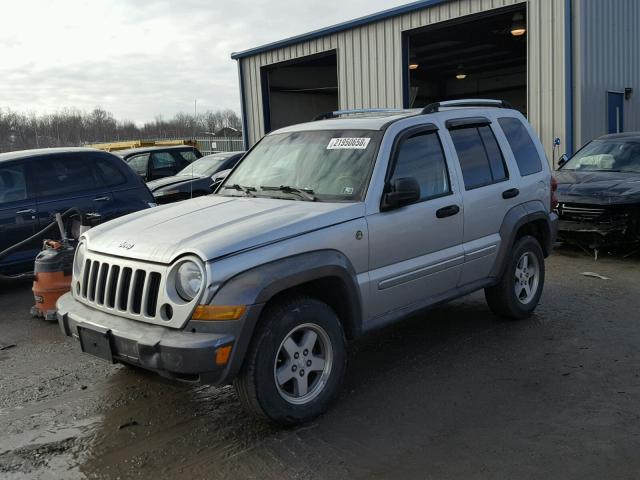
222;184;257;196
260;185;317;201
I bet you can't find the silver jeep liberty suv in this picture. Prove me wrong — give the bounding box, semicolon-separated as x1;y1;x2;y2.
58;99;558;425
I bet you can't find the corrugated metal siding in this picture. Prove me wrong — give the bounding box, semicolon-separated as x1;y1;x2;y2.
574;0;640;147
240;0;567;161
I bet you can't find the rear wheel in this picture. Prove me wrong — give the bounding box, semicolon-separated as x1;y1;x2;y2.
485;235;545;319
234;296;347;425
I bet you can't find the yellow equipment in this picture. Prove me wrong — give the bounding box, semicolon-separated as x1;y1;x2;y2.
88;139;199;152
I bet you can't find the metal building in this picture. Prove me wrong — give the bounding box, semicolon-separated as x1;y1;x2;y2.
232;0;639;164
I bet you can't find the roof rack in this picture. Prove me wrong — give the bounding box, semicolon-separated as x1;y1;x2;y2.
421;99;514;114
312;108;409;121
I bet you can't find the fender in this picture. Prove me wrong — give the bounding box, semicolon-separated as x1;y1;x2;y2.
204;250;363;379
490;200;554;280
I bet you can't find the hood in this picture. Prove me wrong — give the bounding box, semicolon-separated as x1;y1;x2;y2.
147;174;206;192
84;195;365;264
555;170;640;205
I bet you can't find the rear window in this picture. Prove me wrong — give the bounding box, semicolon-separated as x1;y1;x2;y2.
449;126;508;190
498;117;542;176
178;150;198;162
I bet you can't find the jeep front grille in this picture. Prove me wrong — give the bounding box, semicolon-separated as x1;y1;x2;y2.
79;258;163;318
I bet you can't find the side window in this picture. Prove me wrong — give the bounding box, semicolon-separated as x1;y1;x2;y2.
449;125;508;190
33;156;98;196
179;150;198;162
127;154;149;176
95;157;128;186
391;130;451;201
498;117;543;176
151;152;178;169
0;163;29;204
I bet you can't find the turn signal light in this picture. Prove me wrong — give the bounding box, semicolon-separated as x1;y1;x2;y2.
192;305;246;321
215;345;233;365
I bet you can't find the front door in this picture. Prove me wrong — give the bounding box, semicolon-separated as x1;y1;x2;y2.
0;162;38;274
367;127;464;319
608;92;624;134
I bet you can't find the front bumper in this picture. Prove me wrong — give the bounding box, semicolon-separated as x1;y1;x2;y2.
57;292;235;384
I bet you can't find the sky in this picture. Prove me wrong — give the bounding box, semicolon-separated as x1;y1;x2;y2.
0;0;410;124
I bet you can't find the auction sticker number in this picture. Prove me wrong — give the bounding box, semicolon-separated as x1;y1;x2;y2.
327;137;371;150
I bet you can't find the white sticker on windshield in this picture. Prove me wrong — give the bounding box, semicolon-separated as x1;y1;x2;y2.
327;137;371;150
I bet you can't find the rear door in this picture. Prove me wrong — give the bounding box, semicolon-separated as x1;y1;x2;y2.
445;117;519;285
31;153;113;233
126;153;150;180
366;126;464;318
0;161;39;273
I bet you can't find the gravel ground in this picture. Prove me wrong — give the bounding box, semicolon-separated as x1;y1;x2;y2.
1;247;639;479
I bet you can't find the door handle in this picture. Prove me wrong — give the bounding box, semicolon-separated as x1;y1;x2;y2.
436;205;460;219
502;188;520;199
93;196;111;202
16;208;36;215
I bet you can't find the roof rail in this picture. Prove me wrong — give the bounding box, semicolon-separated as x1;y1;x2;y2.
313;108;408;121
421;99;514;114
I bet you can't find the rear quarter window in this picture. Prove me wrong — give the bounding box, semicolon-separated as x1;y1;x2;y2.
95;157;129;186
498;117;543;176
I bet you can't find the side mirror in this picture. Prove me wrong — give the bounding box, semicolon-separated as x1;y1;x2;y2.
381;177;421;211
558;154;569;168
209;169;231;191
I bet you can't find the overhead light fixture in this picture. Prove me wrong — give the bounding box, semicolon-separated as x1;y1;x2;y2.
510;12;526;36
455;65;466;80
409;63;419;70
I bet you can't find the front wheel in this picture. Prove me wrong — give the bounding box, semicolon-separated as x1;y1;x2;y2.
234;296;347;425
485;235;545;319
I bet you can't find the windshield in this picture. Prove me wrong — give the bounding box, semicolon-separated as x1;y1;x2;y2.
562;139;640;173
177;154;229;177
220;130;381;201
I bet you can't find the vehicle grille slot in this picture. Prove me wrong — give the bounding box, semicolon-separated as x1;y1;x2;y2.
81;259;91;298
118;267;133;311
96;263;109;305
130;270;146;314
87;261;100;301
106;265;120;308
145;272;161;317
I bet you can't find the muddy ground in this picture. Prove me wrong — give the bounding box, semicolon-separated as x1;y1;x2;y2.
1;248;639;479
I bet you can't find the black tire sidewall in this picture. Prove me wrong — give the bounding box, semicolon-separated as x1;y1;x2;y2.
250;298;347;424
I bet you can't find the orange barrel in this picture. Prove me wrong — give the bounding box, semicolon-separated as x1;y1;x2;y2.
31;241;75;321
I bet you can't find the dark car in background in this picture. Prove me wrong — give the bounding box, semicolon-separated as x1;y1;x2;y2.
147;151;244;204
0;148;155;275
116;145;202;181
555;133;640;250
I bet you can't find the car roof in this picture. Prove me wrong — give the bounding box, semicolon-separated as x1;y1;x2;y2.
596;132;640;141
270;106;520;135
0;147;105;163
116;145;197;157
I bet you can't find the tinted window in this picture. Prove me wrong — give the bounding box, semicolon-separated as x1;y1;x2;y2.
179;150;198;162
127;154;149;175
498;117;542;176
0;163;29;204
33;156;98;196
450;126;508;189
151;152;178;169
391;131;450;200
95;158;128;186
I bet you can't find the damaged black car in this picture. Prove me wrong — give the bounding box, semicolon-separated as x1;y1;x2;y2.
555;133;640;251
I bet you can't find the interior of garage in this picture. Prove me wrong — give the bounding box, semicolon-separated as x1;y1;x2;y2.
406;5;527;114
261;51;338;132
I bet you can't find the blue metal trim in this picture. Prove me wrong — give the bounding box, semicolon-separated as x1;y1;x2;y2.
237;60;250;150
564;0;574;156
230;0;452;60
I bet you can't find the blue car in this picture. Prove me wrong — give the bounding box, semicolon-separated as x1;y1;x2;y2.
0;147;155;275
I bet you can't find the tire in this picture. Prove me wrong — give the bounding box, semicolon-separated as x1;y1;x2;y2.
234;296;347;426
485;235;545;320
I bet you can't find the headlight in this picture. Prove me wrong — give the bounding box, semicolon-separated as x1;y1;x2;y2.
73;243;86;277
175;260;203;301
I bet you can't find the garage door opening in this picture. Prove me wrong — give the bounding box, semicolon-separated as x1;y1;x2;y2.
405;4;527;114
261;51;338;133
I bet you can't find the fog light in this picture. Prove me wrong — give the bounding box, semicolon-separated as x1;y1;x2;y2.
192;305;246;321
